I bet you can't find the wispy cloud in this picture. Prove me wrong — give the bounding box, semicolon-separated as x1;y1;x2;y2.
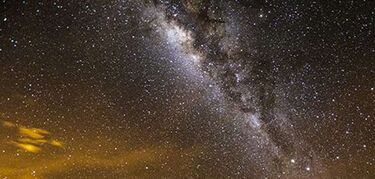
2;121;63;153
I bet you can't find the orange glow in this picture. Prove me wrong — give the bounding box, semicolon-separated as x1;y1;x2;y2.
12;142;41;153
19;127;50;139
1;121;63;154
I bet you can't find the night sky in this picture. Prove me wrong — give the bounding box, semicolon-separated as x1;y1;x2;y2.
0;0;374;178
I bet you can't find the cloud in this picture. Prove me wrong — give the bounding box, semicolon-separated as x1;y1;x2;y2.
11;142;41;153
1;121;63;153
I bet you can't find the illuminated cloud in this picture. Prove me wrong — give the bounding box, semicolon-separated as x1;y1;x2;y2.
1;121;64;153
11;141;41;153
19;127;50;140
2;121;16;128
50;140;63;147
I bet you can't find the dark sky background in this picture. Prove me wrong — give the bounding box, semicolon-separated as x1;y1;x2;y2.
0;0;374;178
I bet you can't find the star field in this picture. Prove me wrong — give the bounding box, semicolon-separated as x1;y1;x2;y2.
0;0;374;178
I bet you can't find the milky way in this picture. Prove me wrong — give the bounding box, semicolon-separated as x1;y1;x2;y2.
141;1;321;177
0;0;374;178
